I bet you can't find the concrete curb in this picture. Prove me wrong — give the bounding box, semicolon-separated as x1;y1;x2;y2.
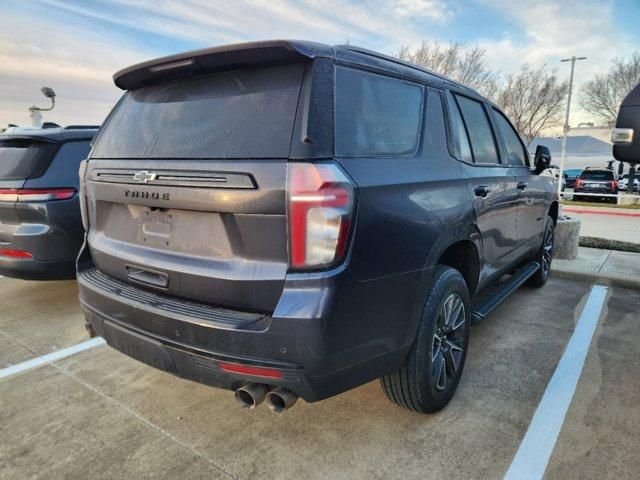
579;236;640;254
551;268;640;290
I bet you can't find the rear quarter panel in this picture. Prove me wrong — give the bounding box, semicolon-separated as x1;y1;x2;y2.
333;87;478;357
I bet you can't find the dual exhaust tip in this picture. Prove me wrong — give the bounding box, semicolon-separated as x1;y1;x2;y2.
235;383;298;413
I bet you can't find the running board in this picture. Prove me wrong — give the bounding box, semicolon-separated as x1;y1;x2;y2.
470;261;540;324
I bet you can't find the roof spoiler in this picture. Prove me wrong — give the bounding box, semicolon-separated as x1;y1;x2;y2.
113;40;332;91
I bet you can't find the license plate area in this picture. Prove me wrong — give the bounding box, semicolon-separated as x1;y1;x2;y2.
137;208;174;248
97;202;232;257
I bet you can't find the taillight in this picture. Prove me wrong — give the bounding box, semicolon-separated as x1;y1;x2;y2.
0;188;76;202
0;249;33;259
287;163;355;270
79;160;89;229
575;179;583;188
611;181;617;189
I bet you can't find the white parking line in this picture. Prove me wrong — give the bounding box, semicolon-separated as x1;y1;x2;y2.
504;284;609;480
0;337;105;380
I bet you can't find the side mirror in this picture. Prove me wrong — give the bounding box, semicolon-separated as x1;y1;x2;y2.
534;145;551;174
613;83;640;164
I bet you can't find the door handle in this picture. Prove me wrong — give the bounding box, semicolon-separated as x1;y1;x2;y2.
474;186;490;197
517;182;528;191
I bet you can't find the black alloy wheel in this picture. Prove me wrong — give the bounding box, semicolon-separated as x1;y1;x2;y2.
432;292;466;392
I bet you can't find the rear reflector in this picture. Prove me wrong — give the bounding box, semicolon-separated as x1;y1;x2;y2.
218;362;283;379
287;163;354;270
0;188;76;202
0;249;33;259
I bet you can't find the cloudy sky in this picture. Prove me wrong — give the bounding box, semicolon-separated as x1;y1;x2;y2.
1;0;639;128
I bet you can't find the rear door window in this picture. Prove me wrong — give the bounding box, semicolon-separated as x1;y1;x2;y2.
454;94;500;164
446;91;473;163
0;139;59;180
334;67;424;156
91;64;305;159
492;109;529;167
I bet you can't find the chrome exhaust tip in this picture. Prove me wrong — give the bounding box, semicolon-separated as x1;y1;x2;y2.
265;387;299;413
234;383;269;409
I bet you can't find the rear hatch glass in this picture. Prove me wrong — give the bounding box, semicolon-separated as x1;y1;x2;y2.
86;63;306;314
0;139;58;180
91;64;305;159
579;171;614;181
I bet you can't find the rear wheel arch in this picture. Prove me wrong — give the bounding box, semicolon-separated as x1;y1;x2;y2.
435;239;480;298
401;226;481;353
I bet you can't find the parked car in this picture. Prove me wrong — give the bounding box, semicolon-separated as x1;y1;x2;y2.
573;168;618;203
77;41;558;414
548;165;566;190
0;126;97;279
618;173;639;192
563;168;583;188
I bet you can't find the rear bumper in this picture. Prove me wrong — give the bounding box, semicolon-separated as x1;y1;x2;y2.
572;188;617;201
0;256;75;280
0;198;82;280
78;267;415;402
573;188;617;194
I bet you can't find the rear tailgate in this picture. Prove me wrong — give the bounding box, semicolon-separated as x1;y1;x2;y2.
85;63;306;313
0;179;25;246
84;160;288;312
0;139;59;247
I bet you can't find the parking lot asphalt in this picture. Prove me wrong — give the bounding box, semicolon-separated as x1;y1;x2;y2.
1;276;639;479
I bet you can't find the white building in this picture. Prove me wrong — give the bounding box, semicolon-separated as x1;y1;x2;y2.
529;135;614;171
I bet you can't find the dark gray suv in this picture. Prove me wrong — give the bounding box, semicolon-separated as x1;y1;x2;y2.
0;126;96;279
77;41;557;414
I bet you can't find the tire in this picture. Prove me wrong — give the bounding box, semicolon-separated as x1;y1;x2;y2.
381;265;470;413
526;216;554;288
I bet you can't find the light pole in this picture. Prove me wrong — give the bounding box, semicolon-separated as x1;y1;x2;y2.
28;87;56;127
558;56;586;197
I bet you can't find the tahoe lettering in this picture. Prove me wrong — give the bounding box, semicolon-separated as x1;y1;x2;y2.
124;190;170;200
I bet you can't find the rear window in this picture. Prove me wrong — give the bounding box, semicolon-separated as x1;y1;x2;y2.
492;109;529;166
334;67;424;156
0;139;59;180
91;64;305;159
454;94;500;164
579;170;614;180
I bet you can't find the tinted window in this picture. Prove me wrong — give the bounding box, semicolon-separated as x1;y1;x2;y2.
335;67;423;156
0;139;59;180
91;64;305;159
579;170;614;181
455;94;500;164
493;109;529;166
446;91;472;162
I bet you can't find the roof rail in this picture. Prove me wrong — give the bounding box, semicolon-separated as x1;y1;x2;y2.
336;44;479;95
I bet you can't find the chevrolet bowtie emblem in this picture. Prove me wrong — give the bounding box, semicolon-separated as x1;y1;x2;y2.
133;171;157;183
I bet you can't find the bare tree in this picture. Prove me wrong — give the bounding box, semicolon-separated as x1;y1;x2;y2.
397;41;499;98
581;53;640;123
495;64;569;145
